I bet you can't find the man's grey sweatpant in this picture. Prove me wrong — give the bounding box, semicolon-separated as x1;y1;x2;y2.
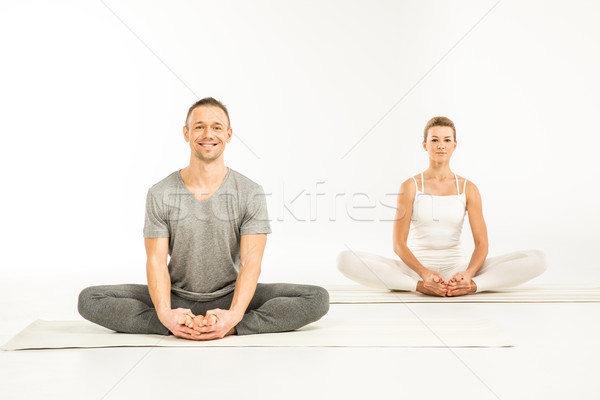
77;283;330;336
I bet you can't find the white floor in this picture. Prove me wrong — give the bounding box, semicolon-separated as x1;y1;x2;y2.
1;270;599;400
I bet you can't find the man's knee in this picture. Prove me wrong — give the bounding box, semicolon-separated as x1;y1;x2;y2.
77;286;101;320
308;285;330;320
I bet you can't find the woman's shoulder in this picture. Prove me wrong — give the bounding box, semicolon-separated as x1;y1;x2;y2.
455;174;465;192
398;176;418;197
457;174;479;185
455;175;483;205
403;175;419;188
455;174;477;195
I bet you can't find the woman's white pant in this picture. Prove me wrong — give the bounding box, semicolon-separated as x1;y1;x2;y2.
336;249;547;292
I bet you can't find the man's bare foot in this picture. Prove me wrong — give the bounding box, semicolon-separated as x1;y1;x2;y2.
416;280;447;297
192;315;207;329
192;314;236;337
177;313;195;328
225;327;236;336
204;313;218;326
446;280;477;296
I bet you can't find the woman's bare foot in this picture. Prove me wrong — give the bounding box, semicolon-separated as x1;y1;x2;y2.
446;280;477;296
416;280;447;297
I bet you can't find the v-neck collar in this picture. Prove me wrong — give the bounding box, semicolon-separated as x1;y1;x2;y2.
176;167;231;204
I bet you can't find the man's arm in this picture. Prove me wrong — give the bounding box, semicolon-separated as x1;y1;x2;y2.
194;233;267;339
230;233;267;315
145;237;200;339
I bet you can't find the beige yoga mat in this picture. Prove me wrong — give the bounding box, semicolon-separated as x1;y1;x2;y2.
1;316;513;350
326;283;600;303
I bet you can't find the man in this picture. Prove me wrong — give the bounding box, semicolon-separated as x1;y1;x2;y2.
78;97;329;340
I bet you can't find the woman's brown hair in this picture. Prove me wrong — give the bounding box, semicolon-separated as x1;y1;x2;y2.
424;116;456;142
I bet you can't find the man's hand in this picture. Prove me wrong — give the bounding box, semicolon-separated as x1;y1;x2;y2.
158;307;202;340
417;269;448;296
447;271;477;296
191;308;243;340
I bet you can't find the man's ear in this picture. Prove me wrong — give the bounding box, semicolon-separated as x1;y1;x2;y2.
226;128;233;143
183;125;189;142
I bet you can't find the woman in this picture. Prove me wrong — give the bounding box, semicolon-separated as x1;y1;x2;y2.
337;116;547;296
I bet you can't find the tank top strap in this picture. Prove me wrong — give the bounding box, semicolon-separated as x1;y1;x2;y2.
420;172;424;193
411;176;418;192
463;178;468;194
454;173;459;195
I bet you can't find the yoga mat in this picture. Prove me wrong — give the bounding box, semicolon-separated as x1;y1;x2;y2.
326;283;600;303
1;315;513;350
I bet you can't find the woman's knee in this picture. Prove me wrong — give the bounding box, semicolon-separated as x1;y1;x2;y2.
527;249;548;276
336;250;353;272
336;250;358;278
336;249;369;276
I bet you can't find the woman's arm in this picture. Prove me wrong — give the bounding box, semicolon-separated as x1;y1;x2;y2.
446;179;489;296
392;179;425;275
393;178;447;295
463;180;489;276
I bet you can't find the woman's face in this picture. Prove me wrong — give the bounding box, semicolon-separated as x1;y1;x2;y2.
423;125;457;161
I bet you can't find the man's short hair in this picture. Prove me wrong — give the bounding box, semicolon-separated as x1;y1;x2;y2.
185;97;231;129
424;116;456;142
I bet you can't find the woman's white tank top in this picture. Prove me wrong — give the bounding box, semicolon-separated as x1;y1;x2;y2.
407;172;468;268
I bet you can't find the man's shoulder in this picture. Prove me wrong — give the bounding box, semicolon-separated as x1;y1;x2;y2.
227;168;264;194
147;170;180;197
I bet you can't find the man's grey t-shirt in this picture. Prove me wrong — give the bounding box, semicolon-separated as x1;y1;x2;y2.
143;167;271;301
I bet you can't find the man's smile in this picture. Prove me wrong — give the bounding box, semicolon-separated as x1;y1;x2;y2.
198;142;219;149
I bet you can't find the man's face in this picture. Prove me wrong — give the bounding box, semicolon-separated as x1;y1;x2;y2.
184;106;232;162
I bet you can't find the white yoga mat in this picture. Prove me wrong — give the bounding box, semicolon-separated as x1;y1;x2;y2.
1;316;513;350
326;283;600;303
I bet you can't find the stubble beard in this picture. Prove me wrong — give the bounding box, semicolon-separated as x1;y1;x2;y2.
192;144;224;163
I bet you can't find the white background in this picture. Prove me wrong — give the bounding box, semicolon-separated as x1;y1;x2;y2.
1;0;599;287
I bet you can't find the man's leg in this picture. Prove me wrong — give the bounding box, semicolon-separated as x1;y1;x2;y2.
190;283;329;336
77;284;192;335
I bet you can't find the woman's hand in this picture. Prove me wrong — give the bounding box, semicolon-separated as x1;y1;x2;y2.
417;269;448;296
447;271;477;296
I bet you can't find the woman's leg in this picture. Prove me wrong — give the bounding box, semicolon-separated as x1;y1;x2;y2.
336;250;421;291
471;249;548;292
